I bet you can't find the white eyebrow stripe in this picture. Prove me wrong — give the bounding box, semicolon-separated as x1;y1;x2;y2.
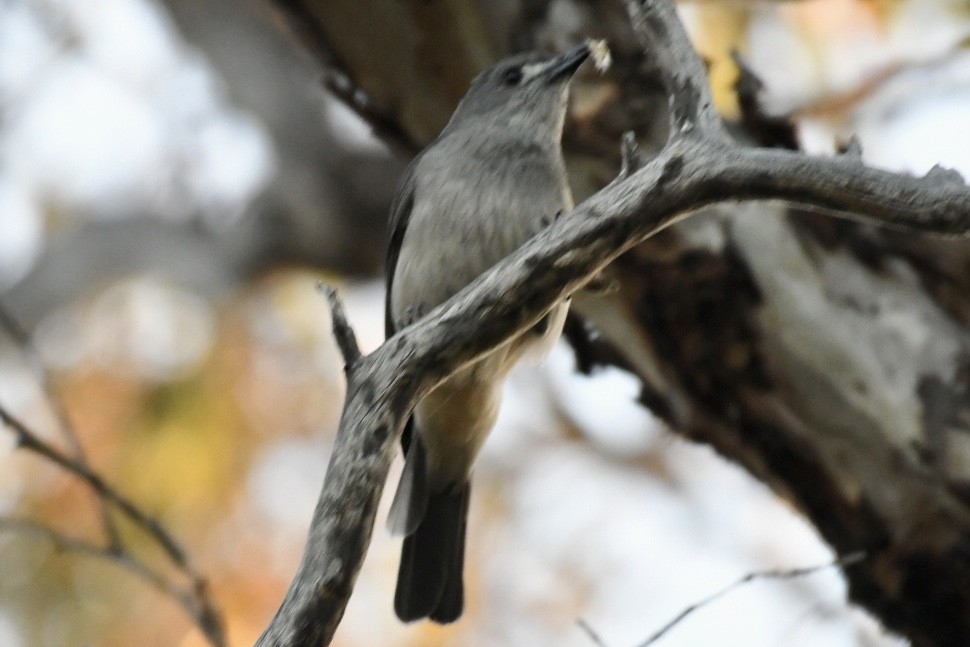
520;62;548;83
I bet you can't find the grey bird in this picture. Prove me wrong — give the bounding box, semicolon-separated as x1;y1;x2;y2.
384;43;591;623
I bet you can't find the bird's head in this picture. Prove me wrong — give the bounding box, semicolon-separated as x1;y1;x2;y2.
445;44;591;140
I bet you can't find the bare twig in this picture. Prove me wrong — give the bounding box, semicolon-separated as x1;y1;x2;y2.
0;519;192;618
322;68;422;154
0;518;226;645
317;284;361;368
573;553;866;647
577;618;611;647
269;0;421;154
634;551;866;646
0;304;81;455
0;302;121;548
0;518;173;592
0;404;185;565
0;405;226;646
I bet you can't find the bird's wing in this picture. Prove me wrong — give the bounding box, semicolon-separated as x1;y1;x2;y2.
384;155;421;339
384;153;425;455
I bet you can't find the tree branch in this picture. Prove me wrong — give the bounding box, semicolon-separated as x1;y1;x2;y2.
256;1;970;645
0;403;226;646
623;0;726;140
634;551;867;647
0;518;223;642
574;551;867;647
0;302;128;556
269;0;422;153
1;404;185;566
576;618;610;647
317;284;361;368
0;305;85;459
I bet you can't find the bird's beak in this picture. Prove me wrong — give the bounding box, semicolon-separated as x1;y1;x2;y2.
546;44;590;82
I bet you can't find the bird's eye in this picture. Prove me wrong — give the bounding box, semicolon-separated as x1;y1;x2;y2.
503;67;523;86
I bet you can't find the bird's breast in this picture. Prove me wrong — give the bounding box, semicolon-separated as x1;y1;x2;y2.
391;141;570;323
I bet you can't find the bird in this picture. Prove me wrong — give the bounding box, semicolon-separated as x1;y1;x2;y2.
384;43;592;623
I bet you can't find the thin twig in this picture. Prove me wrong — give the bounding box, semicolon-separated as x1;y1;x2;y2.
634;551;867;646
317;283;362;368
0;403;226;646
322;68;422;154
577;618;611;647
0;303;82;456
0;518;224;646
0;301;121;548
0;404;186;564
269;0;421;153
0;518;173;592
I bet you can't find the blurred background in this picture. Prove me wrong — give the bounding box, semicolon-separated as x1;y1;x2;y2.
1;0;969;645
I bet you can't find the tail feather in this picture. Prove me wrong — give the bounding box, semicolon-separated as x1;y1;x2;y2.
429;485;469;623
394;483;470;623
387;419;427;536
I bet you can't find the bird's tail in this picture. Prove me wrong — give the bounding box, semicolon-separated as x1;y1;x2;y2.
390;441;470;623
388;426;471;623
394;484;470;623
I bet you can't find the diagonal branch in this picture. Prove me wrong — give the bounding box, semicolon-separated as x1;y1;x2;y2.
0;305;85;458
0;402;226;647
634;551;867;646
0;518;178;593
0;304;123;548
256;1;970;645
0;518;220;641
269;0;422;154
1;404;187;566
